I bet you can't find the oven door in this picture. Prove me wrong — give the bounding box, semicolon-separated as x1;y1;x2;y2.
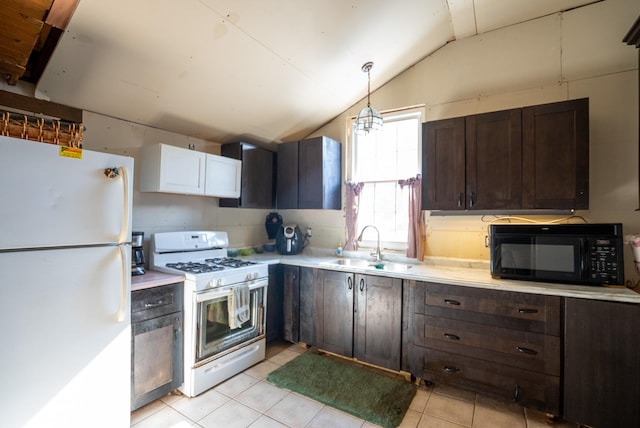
194;278;267;364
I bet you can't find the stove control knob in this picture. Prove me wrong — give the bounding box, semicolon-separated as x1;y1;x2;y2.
210;278;223;288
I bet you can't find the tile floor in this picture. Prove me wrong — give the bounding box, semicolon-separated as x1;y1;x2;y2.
131;342;579;428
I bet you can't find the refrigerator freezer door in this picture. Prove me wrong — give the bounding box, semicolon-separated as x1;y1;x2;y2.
0;245;131;427
0;136;134;249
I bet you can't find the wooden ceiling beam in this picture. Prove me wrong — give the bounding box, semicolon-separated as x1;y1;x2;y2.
0;0;53;84
46;0;80;29
0;89;83;123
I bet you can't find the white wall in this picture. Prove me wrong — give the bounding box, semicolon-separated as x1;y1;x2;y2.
77;113;284;253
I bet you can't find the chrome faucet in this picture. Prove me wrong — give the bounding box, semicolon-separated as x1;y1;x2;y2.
357;225;382;262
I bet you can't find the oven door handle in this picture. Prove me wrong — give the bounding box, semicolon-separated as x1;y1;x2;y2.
195;279;268;303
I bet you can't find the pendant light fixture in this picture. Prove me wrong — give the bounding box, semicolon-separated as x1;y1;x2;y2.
354;61;383;135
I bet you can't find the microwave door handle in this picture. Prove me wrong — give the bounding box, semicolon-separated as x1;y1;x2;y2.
580;238;588;279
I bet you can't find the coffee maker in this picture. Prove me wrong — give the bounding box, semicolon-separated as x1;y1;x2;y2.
132;231;146;276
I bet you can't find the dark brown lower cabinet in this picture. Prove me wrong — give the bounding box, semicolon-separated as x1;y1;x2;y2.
266;264;283;343
314;269;403;371
281;267;402;371
282;265;300;343
404;281;561;414
131;283;183;411
563;298;640;428
282;265;315;345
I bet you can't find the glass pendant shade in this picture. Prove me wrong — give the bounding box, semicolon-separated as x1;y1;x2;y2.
355;105;384;135
354;61;383;135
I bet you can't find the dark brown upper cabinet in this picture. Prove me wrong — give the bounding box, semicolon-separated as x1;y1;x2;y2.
522;99;589;210
466;109;522;210
423;117;466;210
219;142;276;208
623;16;640;210
422;98;588;211
277;136;341;210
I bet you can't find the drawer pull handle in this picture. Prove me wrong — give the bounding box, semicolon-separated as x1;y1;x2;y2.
144;300;165;308
444;299;461;306
518;308;538;314
444;333;460;340
516;346;538;355
443;366;460;373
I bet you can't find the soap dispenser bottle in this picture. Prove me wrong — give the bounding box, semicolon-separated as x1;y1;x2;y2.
336;242;343;257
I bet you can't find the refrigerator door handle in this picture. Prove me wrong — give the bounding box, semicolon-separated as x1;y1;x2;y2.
117;245;128;322
118;166;130;244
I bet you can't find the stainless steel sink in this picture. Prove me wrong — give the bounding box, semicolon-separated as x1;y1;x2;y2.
323;259;413;272
330;258;372;268
380;262;413;272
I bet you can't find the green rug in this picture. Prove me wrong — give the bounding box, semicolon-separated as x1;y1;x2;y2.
266;352;416;428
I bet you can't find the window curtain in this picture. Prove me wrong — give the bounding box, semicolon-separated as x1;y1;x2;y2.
399;174;425;261
344;181;364;251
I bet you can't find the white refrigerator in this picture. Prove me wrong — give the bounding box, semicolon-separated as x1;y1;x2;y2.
0;135;134;427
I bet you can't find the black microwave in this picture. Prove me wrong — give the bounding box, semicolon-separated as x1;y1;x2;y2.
489;223;624;286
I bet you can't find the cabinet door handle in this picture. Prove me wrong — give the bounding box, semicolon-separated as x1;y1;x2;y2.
359;278;365;292
444;299;461;306
518;308;538;314
444;333;460;340
514;384;522;402
443;366;460;373
516;346;538;355
469;192;475;208
457;192;463;208
347;276;353;290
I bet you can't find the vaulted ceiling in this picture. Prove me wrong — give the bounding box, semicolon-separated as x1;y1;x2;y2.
1;0;599;144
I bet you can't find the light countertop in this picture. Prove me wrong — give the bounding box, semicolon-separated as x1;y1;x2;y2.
131;270;185;292
245;250;640;304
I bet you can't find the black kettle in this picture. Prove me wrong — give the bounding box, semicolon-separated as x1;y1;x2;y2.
275;224;306;255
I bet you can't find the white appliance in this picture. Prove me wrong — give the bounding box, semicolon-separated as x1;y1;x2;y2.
150;231;268;397
0;136;133;427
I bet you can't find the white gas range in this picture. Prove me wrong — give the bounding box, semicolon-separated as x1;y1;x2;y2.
150;231;268;397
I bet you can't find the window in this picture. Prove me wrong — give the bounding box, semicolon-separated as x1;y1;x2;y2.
349;109;422;250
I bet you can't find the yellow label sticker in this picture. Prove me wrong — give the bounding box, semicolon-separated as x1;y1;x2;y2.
60;146;83;159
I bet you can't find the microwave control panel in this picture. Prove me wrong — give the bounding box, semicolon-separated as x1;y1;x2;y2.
588;238;622;282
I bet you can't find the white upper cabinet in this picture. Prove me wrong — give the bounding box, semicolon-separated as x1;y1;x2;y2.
204;154;241;198
139;143;240;198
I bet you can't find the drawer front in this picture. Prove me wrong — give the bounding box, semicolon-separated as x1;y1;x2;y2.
421;282;560;335
132;282;183;322
422;347;560;414
415;314;560;375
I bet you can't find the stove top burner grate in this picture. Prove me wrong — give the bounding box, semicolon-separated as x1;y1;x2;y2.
205;258;257;268
165;257;257;274
165;262;224;274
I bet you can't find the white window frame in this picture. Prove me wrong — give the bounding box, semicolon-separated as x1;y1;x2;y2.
346;106;423;252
